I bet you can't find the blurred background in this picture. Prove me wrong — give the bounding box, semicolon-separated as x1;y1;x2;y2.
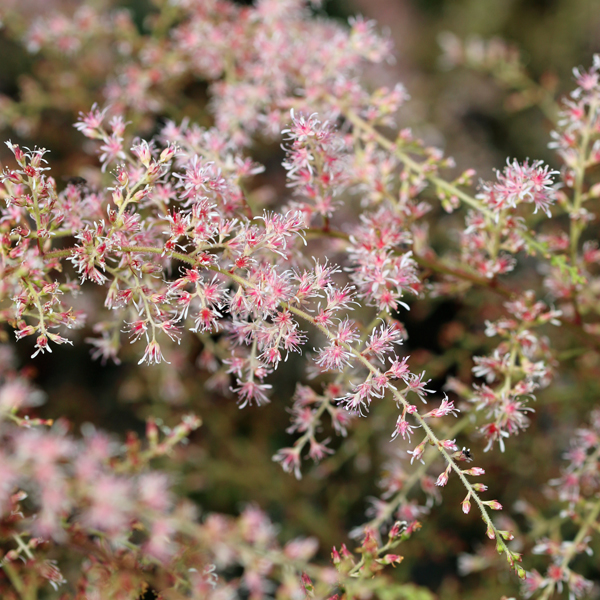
1;1;599;598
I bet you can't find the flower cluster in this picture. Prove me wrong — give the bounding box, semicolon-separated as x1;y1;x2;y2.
0;1;599;598
520;411;600;599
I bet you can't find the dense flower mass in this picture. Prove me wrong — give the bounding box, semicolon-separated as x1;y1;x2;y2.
0;0;599;598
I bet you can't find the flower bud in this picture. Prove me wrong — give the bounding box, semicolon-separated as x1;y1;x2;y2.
435;467;450;487
301;572;314;593
463;467;485;476
112;189;123;207
378;554;403;566
462;495;471;514
160;144;177;163
116;168;129;187
132;188;147;203
133;140;151;168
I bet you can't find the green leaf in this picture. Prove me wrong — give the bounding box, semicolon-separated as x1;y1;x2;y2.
550;254;587;285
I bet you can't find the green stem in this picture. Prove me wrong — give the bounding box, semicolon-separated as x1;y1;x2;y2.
25;280;45;335
338;103;493;219
366;415;470;533
1;560;26;597
569;99;597;265
414;254;514;299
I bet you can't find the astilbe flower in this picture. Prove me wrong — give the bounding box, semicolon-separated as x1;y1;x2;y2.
0;72;555;595
480;159;559;217
283;110;351;222
519;411;600;599
5;1;600;597
446;292;561;452
348;209;420;311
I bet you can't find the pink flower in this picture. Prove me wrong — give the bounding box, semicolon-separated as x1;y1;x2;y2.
435;466;451;487
139;340;168;365
408;440;426;464
83;475;133;534
315;342;353;371
425;395;460;418
391;415;417;441
233;379;272;408
98;134;126;171
74;103;108;137
272;447;302;480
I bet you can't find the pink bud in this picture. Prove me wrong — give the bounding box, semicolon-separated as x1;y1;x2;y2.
116;169;129;187
112;189;123;206
379;554;403;565
463;467;485;476
15;325;36;340
14;146;24;162
408;440;426;464
435;468;450;487
146;418;159;446
462;495;471;514
5;550;19;561
7;170;21;183
147;161;161;179
440;438;458;452
133;141;151;167
132;189;147;203
30;151;43;168
301;572;314;592
160;145;176;163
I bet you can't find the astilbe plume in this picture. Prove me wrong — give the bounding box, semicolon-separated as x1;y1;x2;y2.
0;1;600;598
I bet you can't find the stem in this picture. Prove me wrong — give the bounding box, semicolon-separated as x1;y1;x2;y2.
414;254;514;299
27;175;43;256
25;280;46;335
12;534;34;561
366;415;470;533
338;102;493;219
293;393;332;454
569;99;597;266
1;534;38;599
1;560;26;597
